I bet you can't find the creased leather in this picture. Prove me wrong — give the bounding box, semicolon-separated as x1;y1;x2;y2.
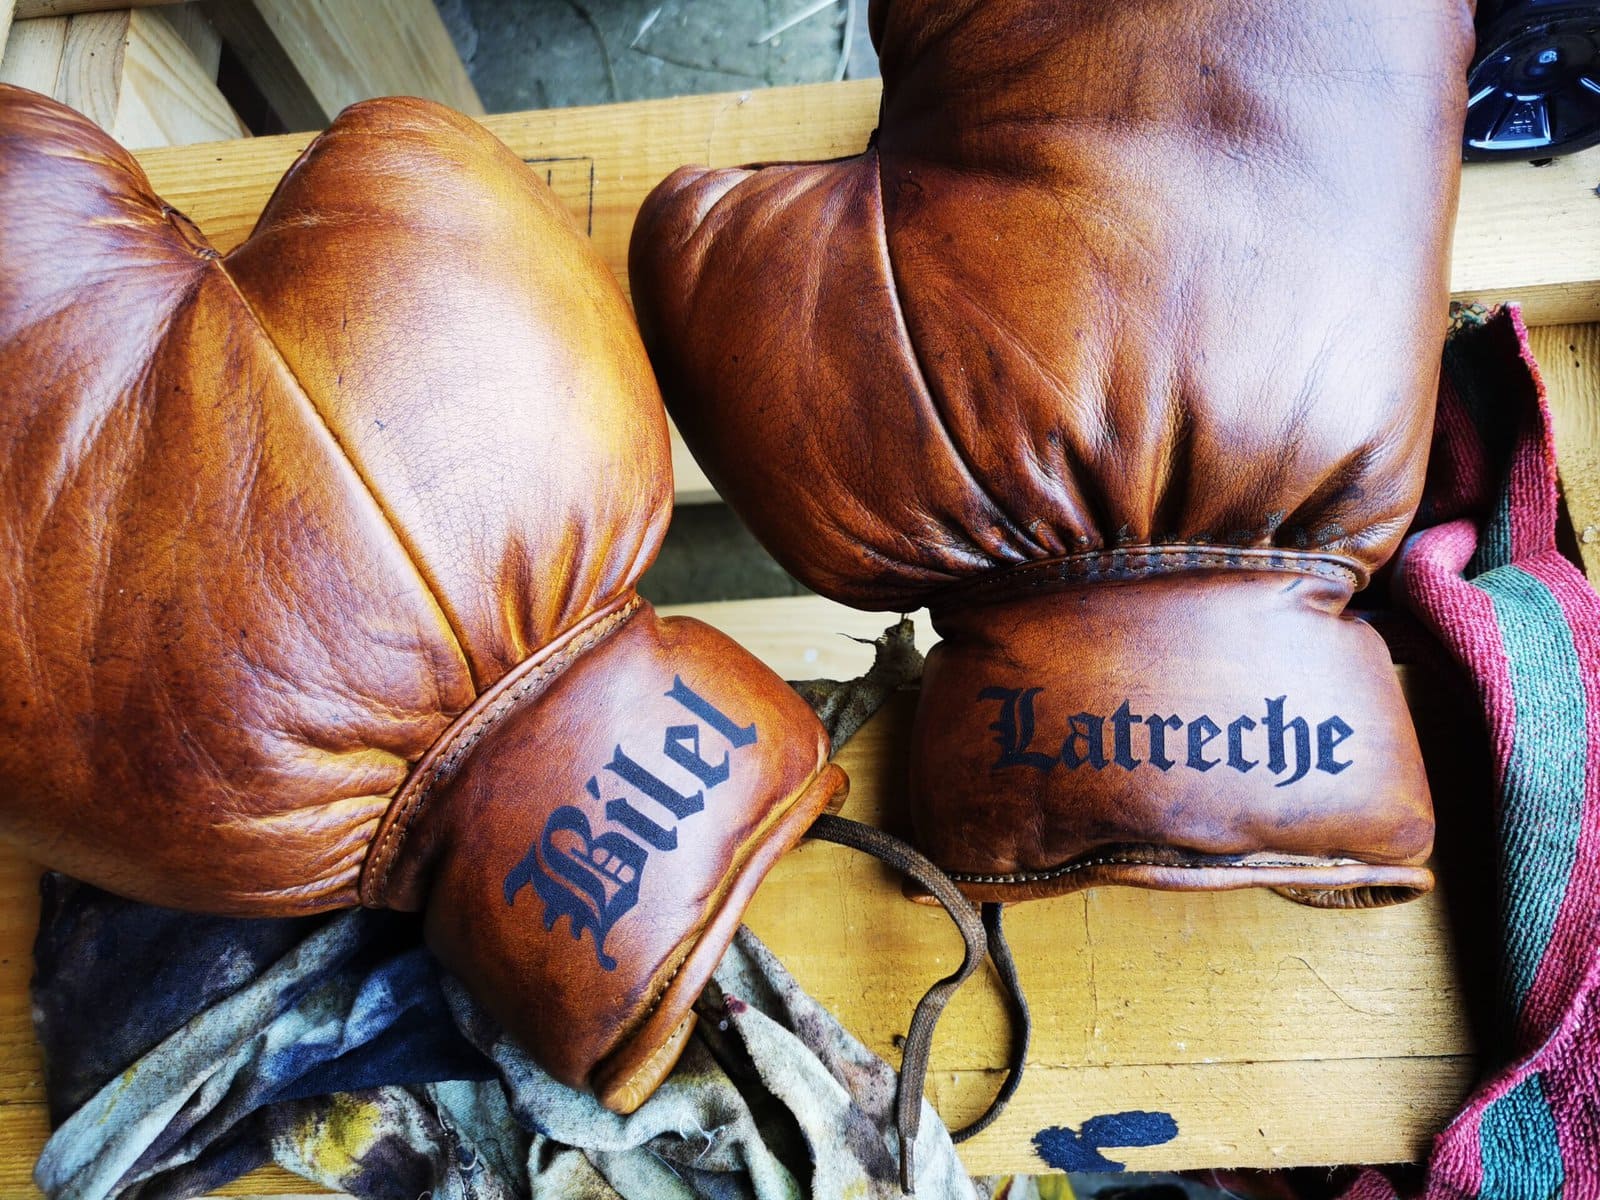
0;86;842;1104
629;1;1475;904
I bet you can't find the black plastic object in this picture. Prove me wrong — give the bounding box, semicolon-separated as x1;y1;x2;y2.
1466;0;1600;160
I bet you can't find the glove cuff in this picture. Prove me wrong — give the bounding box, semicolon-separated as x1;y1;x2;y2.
362;594;845;1109
913;561;1434;906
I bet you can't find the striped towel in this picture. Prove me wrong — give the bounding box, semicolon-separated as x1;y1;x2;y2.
1347;306;1600;1198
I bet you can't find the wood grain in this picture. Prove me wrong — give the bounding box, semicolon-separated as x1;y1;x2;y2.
0;13;66;93
0;8;244;148
14;0;179;15
1529;323;1600;583
204;0;483;131
155;1;220;78
117;8;245;144
130;79;1600;325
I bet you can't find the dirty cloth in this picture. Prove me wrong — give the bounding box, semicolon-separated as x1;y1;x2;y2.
33;887;970;1200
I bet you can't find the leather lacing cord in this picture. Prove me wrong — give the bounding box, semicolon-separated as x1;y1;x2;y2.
806;814;1031;1194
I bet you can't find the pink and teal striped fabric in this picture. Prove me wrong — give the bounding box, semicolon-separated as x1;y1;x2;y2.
1349;306;1600;1198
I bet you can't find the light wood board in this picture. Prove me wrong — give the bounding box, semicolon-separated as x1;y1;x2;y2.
0;2;14;63
126;80;1600;503
204;0;483;131
0;7;244;148
15;0;180;15
1530;324;1600;584
128;78;1600;327
155;2;220;79
0;593;1480;1193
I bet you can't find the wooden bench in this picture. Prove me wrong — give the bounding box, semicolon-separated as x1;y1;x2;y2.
0;75;1597;1195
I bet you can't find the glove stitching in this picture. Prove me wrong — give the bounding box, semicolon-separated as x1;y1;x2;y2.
620;764;844;1060
950;854;1375;884
365;598;642;903
930;546;1362;613
609;961;697;1086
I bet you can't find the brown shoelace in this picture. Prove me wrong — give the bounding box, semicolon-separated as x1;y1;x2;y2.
807;814;1031;1194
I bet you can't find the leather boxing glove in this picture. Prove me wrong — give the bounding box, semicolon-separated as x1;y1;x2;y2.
629;1;1476;906
0;87;845;1109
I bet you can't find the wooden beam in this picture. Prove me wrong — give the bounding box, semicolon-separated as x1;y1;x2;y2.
14;0;178;15
0;12;65;95
0;592;1477;1186
205;0;483;131
117;7;243;145
1;8;245;149
153;0;219;78
0;2;14;63
131;79;1600;325
1530;324;1600;584
124;80;1600;503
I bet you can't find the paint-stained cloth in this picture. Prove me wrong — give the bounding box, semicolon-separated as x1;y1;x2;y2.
31;880;974;1200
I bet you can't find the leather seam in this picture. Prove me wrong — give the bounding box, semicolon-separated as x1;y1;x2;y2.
869;147;1054;563
622;948;695;1066
363;597;642;904
200;257;476;687
611;1011;694;1095
950;855;1369;885
929;546;1362;612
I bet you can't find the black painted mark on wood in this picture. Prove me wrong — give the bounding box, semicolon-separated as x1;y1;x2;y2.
1032;1111;1179;1171
521;155;598;235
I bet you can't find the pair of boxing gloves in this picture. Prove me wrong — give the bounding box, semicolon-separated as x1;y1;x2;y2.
0;0;1473;1121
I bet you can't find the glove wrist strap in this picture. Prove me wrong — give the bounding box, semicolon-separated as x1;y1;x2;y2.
915;568;1435;906
362;596;845;1106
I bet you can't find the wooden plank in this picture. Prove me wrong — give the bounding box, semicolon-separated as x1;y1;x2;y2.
669;597;1478;1172
131;79;1600;327
0;592;1478;1188
117;7;244;145
1529;324;1600;584
0;8;244;149
935;1057;1475;1174
155;1;220;79
205;0;483;131
0;13;65;93
124;83;1600;504
15;0;178;15
1458;154;1600;326
53;9;128;129
0;2;14;63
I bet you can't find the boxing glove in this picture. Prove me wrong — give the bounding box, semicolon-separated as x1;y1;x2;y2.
0;87;845;1110
629;1;1476;907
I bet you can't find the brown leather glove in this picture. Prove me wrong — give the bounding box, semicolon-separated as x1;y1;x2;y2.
629;0;1477;907
0;87;845;1110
